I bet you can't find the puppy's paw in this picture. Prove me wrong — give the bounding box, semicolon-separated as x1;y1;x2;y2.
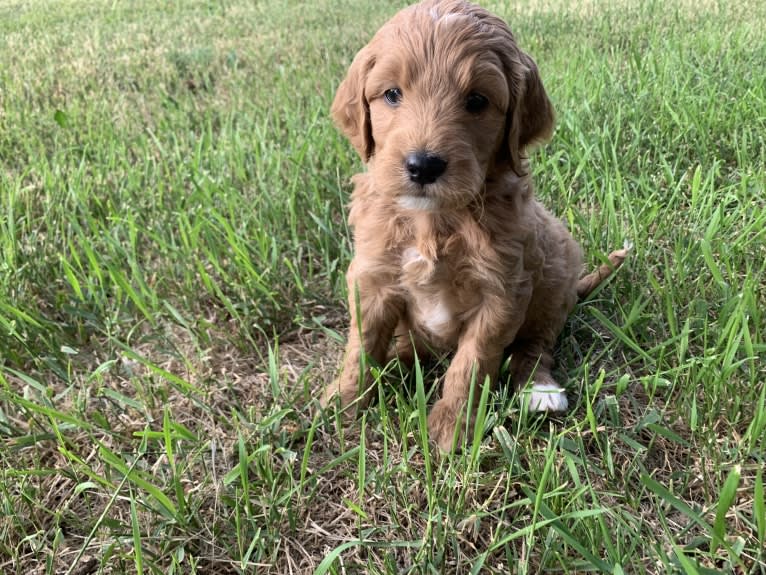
318;366;379;424
427;398;464;453
318;381;340;410
319;378;365;415
527;383;568;412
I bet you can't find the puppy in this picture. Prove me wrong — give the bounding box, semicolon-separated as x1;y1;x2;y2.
321;0;627;452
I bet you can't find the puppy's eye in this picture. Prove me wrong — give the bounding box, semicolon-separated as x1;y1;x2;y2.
384;88;402;106
465;92;489;114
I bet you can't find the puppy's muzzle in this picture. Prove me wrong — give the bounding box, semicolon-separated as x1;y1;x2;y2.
405;151;447;185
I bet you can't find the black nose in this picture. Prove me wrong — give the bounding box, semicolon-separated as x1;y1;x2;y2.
405;151;447;185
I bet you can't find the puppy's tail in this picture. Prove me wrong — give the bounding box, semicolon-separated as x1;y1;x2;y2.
577;240;633;299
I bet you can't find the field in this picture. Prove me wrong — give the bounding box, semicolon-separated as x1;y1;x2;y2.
1;0;765;573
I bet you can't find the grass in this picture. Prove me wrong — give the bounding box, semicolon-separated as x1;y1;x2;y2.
0;0;764;572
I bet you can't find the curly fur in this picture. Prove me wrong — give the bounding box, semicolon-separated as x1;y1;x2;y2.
321;0;624;452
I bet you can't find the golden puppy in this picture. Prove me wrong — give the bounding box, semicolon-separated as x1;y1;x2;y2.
321;0;627;451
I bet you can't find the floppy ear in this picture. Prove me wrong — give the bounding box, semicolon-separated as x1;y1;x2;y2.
501;51;556;175
331;46;376;161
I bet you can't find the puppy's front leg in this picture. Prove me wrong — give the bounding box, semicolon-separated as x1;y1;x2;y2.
320;265;403;414
428;295;527;452
427;342;504;452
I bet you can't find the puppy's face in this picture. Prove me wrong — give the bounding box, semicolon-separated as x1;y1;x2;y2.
332;0;555;211
366;26;508;210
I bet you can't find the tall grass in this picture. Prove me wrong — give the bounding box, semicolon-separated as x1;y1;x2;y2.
1;0;764;573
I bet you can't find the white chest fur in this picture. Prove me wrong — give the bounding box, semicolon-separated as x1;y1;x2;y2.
400;246;461;342
421;297;453;337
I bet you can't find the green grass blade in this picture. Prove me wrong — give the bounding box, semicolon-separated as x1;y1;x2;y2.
754;468;765;549
711;465;741;555
130;494;144;575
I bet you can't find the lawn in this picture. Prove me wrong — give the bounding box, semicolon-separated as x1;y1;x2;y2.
1;0;765;573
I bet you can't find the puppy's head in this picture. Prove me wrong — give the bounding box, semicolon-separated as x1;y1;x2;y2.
332;0;555;211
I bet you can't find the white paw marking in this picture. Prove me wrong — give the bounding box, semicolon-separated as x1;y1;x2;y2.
397;196;438;211
527;383;568;412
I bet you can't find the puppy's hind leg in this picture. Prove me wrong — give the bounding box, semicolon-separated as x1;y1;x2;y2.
511;239;579;413
508;341;568;412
